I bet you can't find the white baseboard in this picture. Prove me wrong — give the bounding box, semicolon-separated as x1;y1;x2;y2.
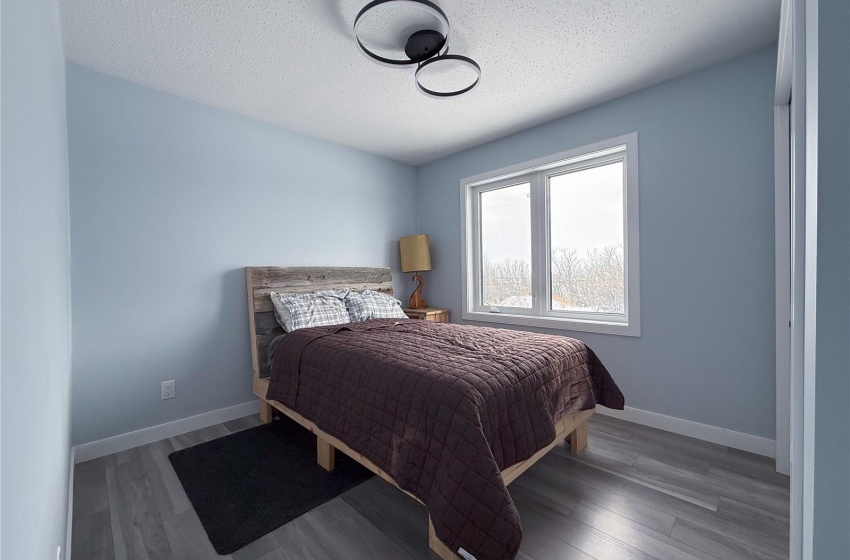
73;400;260;463
596;406;776;458
66;446;75;559
70;399;774;462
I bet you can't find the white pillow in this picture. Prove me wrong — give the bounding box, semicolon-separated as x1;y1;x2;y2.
269;289;351;332
345;290;408;322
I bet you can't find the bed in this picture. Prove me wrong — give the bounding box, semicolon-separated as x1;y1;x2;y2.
246;266;624;560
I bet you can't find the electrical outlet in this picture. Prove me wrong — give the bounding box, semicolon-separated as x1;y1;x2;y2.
161;380;175;400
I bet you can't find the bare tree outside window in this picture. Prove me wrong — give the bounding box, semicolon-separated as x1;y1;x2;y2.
481;256;532;307
551;243;624;313
482;243;624;313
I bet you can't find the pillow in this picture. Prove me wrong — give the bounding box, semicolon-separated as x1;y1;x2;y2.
269;289;350;332
345;290;408;322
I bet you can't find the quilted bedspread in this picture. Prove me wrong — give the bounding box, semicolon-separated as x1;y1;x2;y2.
266;319;624;560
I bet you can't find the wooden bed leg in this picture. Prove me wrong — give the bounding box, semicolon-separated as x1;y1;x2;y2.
259;399;274;424
428;517;462;560
569;420;588;454
317;436;336;471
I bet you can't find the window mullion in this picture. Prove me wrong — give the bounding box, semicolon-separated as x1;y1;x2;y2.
471;187;481;311
530;171;548;317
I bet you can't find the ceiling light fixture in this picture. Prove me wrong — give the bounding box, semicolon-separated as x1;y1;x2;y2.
353;0;480;98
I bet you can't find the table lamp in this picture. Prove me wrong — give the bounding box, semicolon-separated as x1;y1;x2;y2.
399;234;432;309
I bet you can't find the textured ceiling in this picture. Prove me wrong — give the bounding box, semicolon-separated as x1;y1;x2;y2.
60;0;780;165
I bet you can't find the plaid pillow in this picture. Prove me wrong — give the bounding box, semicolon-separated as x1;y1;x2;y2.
270;289;351;332
345;290;408;322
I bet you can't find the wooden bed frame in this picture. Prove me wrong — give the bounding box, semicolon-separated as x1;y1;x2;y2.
246;266;592;560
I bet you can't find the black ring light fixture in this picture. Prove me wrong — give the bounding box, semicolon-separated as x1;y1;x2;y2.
416;54;481;98
353;0;480;98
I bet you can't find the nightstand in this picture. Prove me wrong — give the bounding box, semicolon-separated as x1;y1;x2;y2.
404;307;449;323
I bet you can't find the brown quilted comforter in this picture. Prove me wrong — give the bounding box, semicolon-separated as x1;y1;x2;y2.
267;319;624;560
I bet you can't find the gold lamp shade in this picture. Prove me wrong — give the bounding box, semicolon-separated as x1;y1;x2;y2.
399;234;431;309
399;234;432;273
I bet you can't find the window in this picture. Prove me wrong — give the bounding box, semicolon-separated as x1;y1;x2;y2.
461;133;640;336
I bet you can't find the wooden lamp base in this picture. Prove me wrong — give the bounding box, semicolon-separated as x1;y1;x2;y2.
408;272;428;309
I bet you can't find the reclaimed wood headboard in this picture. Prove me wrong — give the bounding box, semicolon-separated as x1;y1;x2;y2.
245;266;394;379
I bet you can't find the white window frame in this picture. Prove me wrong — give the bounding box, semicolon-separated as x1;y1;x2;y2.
461;132;640;336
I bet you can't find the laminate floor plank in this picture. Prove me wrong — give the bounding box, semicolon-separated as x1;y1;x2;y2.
513;485;659;560
717;495;790;529
670;518;787;560
517;529;596;560
255;551;298;560
74;457;111;518
720;448;791;488
229;529;281;560
311;499;420;559
708;466;791;497
515;460;709;560
707;465;790;498
340;477;431;560
224;415;264;434
526;462;678;536
569;501;717;560
116;447;142;466
139;439;191;521
632;454;717;498
72;413;790;560
712;497;790;553
716;485;790;521
511;475;579;517
707;466;791;520
106;458;173;560
254;518;327;560
597;416;729;464
162;509;232;560
169;424;229;451
576;436;641;467
587;419;633;440
586;430;714;477
536;451;788;558
72;509;116;560
559;444;721;511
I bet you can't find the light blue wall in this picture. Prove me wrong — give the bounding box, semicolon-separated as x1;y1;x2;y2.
416;47;777;439
67;64;417;445
812;0;850;556
1;0;73;558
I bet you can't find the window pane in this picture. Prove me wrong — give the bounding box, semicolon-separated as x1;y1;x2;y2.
480;182;532;307
549;161;625;314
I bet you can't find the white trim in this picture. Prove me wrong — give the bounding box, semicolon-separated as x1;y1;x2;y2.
801;0;818;556
463;312;638;336
73;400;260;463
775;0;793;105
460;133;637;186
775;104;792;476
596;406;776;458
65;447;75;560
460;132;640;337
789;0;810;557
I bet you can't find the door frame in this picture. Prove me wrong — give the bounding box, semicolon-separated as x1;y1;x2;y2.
774;0;793;479
777;0;819;558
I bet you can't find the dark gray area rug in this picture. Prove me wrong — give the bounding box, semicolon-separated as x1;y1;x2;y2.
169;415;373;554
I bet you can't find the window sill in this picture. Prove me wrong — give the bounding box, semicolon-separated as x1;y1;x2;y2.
461;310;641;337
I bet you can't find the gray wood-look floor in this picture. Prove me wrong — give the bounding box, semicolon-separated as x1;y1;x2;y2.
72;413;790;560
